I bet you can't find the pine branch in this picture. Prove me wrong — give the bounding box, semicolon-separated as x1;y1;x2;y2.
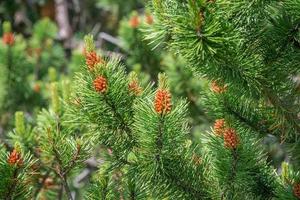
50;129;73;200
222;98;273;137
53;148;73;200
70;97;131;166
61;174;73;200
103;95;132;136
222;149;239;200
163;170;206;200
4;168;18;200
262;86;300;138
155;114;164;163
63;143;81;176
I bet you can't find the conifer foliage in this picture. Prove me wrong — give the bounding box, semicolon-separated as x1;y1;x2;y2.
2;0;300;199
65;35;210;199
146;0;300;199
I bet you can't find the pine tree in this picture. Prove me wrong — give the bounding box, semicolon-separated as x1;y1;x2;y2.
64;35;211;199
118;11;211;138
146;0;300;198
3;0;300;199
118;11;162;80
0;21;33;130
64;35;283;199
1;77;90;199
0;19;66;132
68;0;300;198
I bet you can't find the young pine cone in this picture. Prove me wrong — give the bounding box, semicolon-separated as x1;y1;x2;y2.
223;128;239;149
154;89;172;115
214;119;225;136
8;149;23;166
93;76;108;93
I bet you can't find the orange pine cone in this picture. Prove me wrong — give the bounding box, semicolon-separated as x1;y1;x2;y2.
294;183;300;199
2;32;14;46
33;83;41;93
145;14;154;25
85;51;101;70
214;119;225;136
129;16;140;28
154;89;172;114
93;76;107;93
211;80;227;94
128;80;142;96
8;149;23;166
223;128;239;149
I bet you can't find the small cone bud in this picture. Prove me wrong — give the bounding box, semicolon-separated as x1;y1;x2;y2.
33;82;41;93
93;76;108;93
214;119;225;136
2;32;14;46
154;73;172;114
85;51;102;71
145;13;154;25
155;89;172;114
211;80;227;94
129;13;140;28
84;34;104;71
294;183;300;199
8;148;23;166
2;21;14;45
128;72;142;95
223;128;239;149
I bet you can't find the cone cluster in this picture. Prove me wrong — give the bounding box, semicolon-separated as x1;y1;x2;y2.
85;51;101;71
214;119;225;136
33;83;41;93
8;149;23;166
145;14;154;25
211;80;227;94
154;89;172;114
129;15;140;28
2;32;14;46
294;183;300;199
129;80;142;96
93;76;108;93
213;119;239;149
223;128;239;149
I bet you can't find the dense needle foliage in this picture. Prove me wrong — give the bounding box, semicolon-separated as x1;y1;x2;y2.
1;0;300;199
